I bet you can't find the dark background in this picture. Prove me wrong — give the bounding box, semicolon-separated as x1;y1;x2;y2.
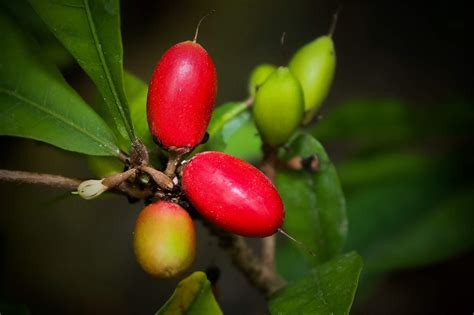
1;0;473;314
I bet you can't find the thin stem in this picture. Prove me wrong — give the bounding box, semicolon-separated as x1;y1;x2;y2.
328;5;341;38
139;165;174;190
193;10;215;43
259;144;279;290
261;235;277;274
0;169;81;189
102;168;137;188
0;169;151;200
205;222;286;297
164;148;190;178
280;31;288;66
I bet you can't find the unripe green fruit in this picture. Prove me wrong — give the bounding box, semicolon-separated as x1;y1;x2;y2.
133;201;196;278
289;35;335;114
253;67;304;147
248;63;276;96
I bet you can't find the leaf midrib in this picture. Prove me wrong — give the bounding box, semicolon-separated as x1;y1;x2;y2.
0;87;119;155
82;0;134;140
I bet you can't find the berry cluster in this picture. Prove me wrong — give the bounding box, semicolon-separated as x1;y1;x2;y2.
131;22;336;278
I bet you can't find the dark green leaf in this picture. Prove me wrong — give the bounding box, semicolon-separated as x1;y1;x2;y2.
276;133;347;276
0;13;119;156
364;189;474;273
312;99;415;152
198;102;250;153
337;153;435;191
30;0;135;144
87;71;164;177
156;271;223;315
123;72;154;150
343;173;439;259
0;0;72;68
222;118;262;161
270;252;363;315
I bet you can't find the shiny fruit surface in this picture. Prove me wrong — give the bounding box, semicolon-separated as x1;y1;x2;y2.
253;67;304;147
248;63;276;96
182;151;284;237
289;36;335;113
134;201;196;278
147;41;217;150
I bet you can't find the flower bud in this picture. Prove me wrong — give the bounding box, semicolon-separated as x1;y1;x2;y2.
76;179;108;200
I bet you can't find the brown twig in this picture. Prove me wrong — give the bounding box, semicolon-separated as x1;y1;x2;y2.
205;223;285;297
0;169;151;200
164;148;190;177
0;169;81;189
259;144;280;291
139;165;174;190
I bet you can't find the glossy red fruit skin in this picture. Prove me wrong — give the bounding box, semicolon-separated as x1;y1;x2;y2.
147;41;217;150
182;151;284;237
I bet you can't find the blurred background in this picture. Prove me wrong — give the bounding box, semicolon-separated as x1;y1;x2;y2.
1;0;473;314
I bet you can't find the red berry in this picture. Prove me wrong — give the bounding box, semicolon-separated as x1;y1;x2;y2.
147;41;217;150
133;201;196;278
182;151;284;237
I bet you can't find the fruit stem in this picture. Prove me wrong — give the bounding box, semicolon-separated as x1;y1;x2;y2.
204;221;286;297
193;10;215;43
279;31;289;66
328;5;342;38
0;169;152;199
278;228;317;257
164;148;190;178
102;168;137;188
139;165;174;190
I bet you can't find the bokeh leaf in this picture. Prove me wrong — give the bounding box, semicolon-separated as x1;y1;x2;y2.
341;157;474;295
311;99;415;151
199;102;250;153
270;251;363;315
0;0;72;68
223;118;262;161
156;272;222;315
276;133;347;279
30;0;135;145
363;188;474;274
0;13;119;156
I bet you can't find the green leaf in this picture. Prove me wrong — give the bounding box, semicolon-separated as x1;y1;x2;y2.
123;72;154;150
156;272;223;315
87;71;164;177
365;189;474;273
0;13;119;156
30;0;135;144
340;155;453;266
198;102;250;153
311;99;415;153
337;152;435;192
276;133;347;276
0;0;72;68
270;252;363;315
222;118;262;162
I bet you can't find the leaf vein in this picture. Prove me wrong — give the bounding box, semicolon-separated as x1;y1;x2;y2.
0;87;119;155
82;0;134;140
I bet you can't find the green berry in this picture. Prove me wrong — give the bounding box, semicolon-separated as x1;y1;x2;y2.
248;63;276;96
289;35;335;114
253;67;304;147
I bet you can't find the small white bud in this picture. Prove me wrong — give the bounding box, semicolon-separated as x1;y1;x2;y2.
76;179;108;200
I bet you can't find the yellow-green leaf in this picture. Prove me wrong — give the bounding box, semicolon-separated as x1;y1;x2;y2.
156;272;222;315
